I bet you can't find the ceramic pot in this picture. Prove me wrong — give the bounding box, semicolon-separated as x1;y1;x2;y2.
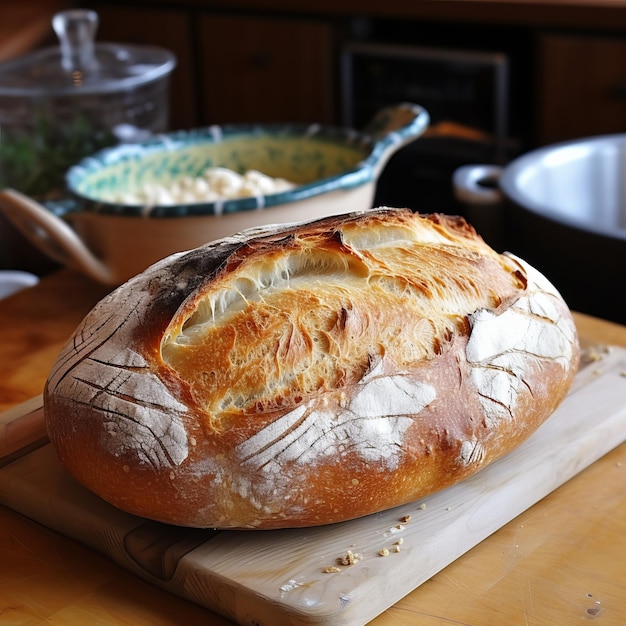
0;103;429;285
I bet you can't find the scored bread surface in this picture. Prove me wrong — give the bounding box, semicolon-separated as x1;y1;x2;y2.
44;208;580;529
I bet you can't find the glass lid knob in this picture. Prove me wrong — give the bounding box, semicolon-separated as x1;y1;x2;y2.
52;9;99;74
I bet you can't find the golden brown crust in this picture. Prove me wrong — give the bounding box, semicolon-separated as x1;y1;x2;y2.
44;208;580;528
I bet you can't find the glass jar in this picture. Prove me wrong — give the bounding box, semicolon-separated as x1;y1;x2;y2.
0;9;176;199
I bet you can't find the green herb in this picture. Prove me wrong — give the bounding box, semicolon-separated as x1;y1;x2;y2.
1;112;116;199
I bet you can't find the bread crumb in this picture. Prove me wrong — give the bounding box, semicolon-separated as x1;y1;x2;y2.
279;579;300;591
399;515;411;523
418;503;427;510
580;343;610;365
338;550;361;566
323;566;341;574
394;538;404;546
379;548;390;557
392;545;401;553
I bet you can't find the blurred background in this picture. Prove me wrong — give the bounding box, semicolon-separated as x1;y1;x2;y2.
2;0;626;321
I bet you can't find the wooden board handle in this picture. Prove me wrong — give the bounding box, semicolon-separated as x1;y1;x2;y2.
0;394;46;466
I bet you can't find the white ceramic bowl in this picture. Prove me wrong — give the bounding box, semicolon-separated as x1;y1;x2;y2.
0;270;39;300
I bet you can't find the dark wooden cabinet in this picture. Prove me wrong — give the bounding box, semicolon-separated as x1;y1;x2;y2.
87;1;626;148
93;6;335;130
92;4;200;130
197;14;335;125
538;33;626;145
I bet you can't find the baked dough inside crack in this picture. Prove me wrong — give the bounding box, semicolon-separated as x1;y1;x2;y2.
161;215;521;420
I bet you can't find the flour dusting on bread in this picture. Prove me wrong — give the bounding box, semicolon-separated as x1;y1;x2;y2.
44;208;579;529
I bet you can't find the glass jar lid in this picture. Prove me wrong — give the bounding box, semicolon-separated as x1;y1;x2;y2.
0;9;176;97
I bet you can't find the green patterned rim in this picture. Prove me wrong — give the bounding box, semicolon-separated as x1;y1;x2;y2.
65;104;429;217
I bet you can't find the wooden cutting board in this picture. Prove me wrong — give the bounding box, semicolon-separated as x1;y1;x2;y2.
1;344;625;626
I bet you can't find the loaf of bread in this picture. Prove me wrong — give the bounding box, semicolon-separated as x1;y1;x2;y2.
44;208;580;529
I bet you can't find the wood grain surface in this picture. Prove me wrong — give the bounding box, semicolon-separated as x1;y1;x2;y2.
1;269;625;625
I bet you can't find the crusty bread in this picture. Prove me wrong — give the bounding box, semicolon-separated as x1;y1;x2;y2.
44;208;580;529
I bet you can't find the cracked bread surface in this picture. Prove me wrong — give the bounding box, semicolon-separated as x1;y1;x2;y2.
44;208;580;529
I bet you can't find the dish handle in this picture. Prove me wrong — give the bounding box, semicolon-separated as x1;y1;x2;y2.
0;188;114;284
364;102;430;177
452;164;507;250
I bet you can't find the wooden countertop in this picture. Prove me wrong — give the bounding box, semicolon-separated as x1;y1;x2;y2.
1;269;625;624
